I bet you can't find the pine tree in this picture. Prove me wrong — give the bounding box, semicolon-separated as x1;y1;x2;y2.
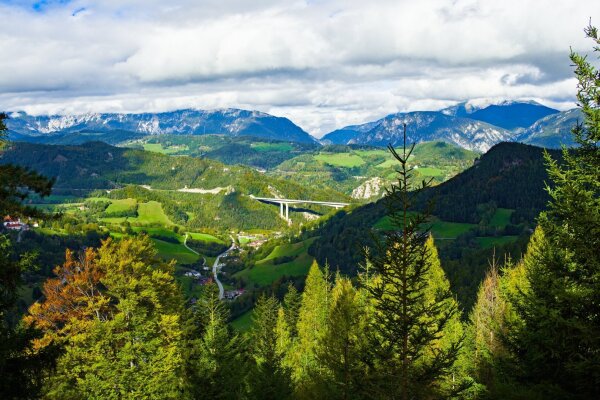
293;261;330;396
466;255;510;393
283;283;302;338
363;126;466;399
316;276;369;400
187;283;247;400
500;25;600;398
247;295;292;400
275;306;292;362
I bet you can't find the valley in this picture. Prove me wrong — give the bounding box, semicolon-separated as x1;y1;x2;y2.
0;101;578;328
1;130;560;326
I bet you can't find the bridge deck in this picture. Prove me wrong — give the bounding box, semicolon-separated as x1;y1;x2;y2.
250;195;349;207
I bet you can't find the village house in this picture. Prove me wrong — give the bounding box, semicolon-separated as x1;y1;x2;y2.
3;216;29;231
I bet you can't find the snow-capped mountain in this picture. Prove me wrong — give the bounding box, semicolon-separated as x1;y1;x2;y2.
515;109;582;148
321;100;563;151
441;100;559;130
349;111;512;152
6;109;317;144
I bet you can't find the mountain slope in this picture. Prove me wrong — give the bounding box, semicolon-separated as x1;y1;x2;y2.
323;100;559;149
6;109;317;144
515;108;582;148
442;100;559;129
0;141;345;202
351;111;512;152
308;142;561;274
305;142;561;309
320;121;380;144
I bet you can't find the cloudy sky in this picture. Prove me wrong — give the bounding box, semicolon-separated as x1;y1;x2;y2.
1;0;599;136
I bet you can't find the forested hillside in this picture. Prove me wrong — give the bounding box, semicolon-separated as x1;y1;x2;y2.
0;141;348;200
307;142;561;309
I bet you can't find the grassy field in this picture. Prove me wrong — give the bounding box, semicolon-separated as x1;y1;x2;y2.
231;309;254;331
188;232;225;243
375;159;399;169
476;236;519;248
261;237;317;262
374;216;475;239
314;153;366;167
143;143;186;154
101;216;128;224
104;198;137;213
135;201;172;225
355;149;388;158
235;238;317;286
251;142;294;152
99;201;171;225
151;238;200;265
430;220;475;238
489;208;514;228
415;167;445;177
237;252;315;286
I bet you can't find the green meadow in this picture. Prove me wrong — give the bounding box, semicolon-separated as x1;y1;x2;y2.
314;153;366;167
489;208;514;227
374;216;475;239
234;238;317;286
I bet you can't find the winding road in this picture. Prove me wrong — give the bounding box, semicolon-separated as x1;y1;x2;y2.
185;234;235;300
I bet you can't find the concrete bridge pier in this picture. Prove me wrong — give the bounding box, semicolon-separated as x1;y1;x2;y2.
278;202;290;221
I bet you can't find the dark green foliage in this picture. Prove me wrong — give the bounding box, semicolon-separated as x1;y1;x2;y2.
187;238;229;257
422;142;560;223
499;25;600;399
186;284;248;399
0;236;59;400
0;164;54;220
0;113;57;399
440;233;531;311
309;142;557;311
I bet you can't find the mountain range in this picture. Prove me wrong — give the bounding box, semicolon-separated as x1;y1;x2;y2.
6;101;580;151
6;108;317;144
322;101;577;151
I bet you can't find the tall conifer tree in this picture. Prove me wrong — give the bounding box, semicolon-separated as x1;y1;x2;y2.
316;276;369;400
501;24;600;398
247;295;292;400
293;261;330;397
364;125;466;399
188;283;247;400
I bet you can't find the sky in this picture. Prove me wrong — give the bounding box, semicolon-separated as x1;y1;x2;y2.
1;0;599;137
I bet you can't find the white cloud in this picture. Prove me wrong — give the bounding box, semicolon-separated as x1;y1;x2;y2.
0;0;597;136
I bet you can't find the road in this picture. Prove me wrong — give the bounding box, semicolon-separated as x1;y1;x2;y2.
185;233;235;300
212;239;236;299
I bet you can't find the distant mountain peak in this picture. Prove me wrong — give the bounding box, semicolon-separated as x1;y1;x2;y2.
440;99;558;129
